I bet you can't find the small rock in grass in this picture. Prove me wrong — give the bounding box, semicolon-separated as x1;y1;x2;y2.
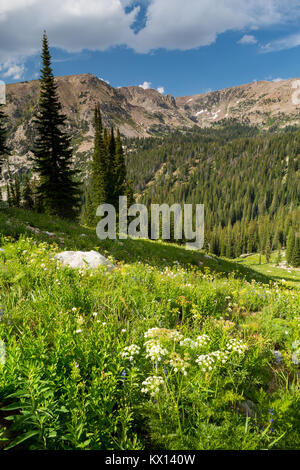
273;350;283;364
238;400;258;418
27;225;41;234
42;231;56;237
292;353;299;365
54;250;116;271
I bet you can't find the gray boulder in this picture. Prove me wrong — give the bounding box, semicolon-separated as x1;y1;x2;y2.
54;250;116;271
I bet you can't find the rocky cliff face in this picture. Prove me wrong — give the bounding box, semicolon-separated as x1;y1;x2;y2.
3;74;300;177
176;79;300;128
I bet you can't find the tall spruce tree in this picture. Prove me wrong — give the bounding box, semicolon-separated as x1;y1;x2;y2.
291;236;300;267
265;234;271;263
22;175;34;210
114;129;127;196
276;242;282;266
0;104;9;172
83;114;134;224
90;105;107;214
32;32;80;219
286;227;295;265
107;127;116;205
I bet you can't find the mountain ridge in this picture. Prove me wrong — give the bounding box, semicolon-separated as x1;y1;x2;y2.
3;73;300;178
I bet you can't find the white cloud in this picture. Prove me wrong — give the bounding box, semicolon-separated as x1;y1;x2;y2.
99;76;110;84
0;0;138;67
127;0;300;53
238;34;257;45
138;82;165;93
139;81;152;89
272;77;285;82
0;61;25;79
261;32;300;52
1;0;300;72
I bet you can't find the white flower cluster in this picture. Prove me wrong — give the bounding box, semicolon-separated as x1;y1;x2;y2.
180;334;210;350
196;338;247;372
210;350;229;364
141;376;164;397
122;344;140;362
144;328;160;339
195;353;216;372
144;327;182;342
225;338;247;354
168;352;190;375
145;340;168;362
168;330;183;342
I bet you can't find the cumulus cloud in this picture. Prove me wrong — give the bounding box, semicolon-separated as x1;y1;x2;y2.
139;81;152;89
1;0;300;71
238;34;257;45
157;86;164;94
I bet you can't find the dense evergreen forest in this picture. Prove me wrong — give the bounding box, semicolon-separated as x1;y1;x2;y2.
125;122;300;263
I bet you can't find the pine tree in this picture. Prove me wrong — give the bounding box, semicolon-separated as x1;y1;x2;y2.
114;129;127;197
6;183;11;207
0;104;9;172
264;234;271;264
291;236;300;267
22;175;34;210
286;227;295;265
90;104;107;219
103;127;109;154
276;242;282;266
7;169;21;208
32;32;80;219
106;127;116;205
82;186;95;226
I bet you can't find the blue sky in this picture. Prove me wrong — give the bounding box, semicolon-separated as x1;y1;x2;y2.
1;1;300;97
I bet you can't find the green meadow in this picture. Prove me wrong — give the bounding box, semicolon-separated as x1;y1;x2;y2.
0;208;299;450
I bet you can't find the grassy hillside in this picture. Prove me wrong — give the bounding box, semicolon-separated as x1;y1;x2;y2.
0;208;299;450
235;253;300;289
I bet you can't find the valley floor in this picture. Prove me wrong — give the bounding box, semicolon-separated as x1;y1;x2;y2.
0;208;299;450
